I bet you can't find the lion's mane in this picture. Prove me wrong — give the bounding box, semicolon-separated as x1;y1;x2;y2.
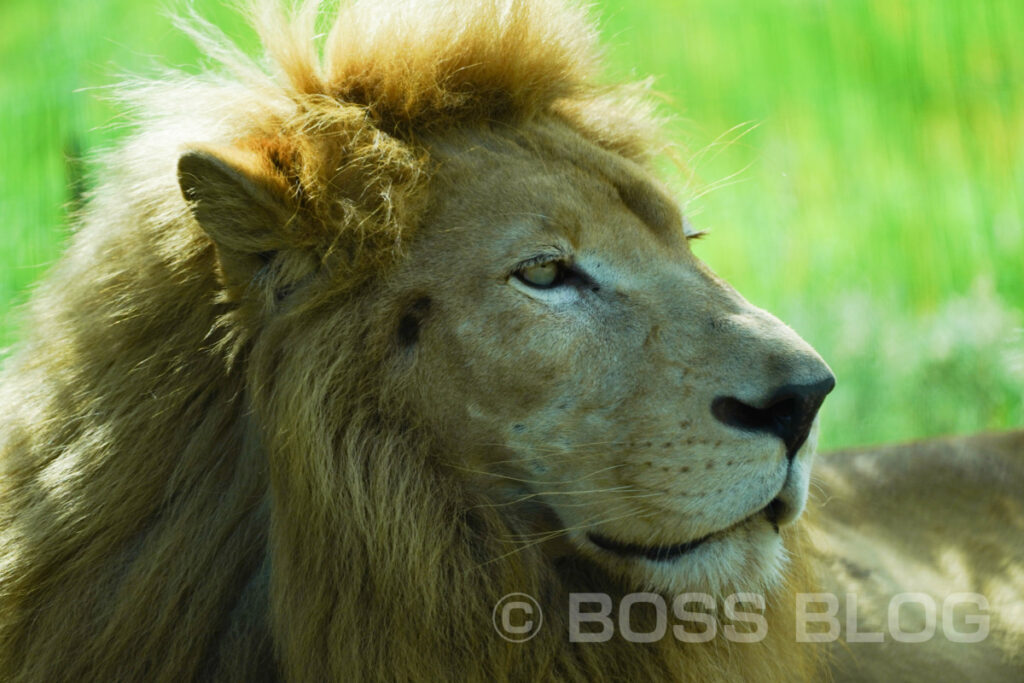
0;1;821;680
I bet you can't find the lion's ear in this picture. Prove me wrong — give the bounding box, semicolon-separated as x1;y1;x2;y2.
178;146;297;263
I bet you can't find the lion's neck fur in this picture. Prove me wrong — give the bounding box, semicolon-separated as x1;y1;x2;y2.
0;180;278;676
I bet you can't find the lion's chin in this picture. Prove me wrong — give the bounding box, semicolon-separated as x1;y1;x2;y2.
580;513;789;596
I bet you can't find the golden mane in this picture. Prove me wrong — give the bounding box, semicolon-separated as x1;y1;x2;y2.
0;1;822;680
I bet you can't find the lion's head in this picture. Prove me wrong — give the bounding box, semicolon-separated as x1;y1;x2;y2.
180;106;833;603
1;0;832;680
394;121;834;597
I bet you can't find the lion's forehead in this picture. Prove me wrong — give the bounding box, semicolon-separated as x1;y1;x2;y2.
427;120;689;254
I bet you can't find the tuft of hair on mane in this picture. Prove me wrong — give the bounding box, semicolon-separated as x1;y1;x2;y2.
0;1;822;681
166;0;659;290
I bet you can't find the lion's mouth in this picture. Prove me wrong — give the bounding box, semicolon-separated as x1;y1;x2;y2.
587;498;784;563
587;531;712;562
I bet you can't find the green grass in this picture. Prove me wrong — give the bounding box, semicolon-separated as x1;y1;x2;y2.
1;0;1021;450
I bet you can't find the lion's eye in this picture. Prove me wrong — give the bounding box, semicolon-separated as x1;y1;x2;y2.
516;261;563;289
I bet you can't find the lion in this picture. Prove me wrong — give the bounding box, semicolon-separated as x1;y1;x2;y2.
0;0;843;680
813;430;1024;682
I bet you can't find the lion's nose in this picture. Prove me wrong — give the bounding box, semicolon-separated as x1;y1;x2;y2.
711;375;836;457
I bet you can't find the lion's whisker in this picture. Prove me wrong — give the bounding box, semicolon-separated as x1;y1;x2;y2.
470;438;625;456
465;487;662;511
496;507;647;547
444;462;629;486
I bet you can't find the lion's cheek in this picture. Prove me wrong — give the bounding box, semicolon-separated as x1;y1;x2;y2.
408;340;567;454
430;311;588;408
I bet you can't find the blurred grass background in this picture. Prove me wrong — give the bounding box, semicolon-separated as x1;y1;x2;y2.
1;0;1021;449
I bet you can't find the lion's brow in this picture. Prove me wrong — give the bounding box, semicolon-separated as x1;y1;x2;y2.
612;176;683;240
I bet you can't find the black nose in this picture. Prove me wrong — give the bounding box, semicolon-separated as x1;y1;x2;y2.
711;376;836;457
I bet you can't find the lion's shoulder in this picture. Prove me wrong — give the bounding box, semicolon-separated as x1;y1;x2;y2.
812;430;1024;682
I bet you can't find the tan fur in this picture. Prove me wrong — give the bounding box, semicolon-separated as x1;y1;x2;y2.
0;1;835;680
813;430;1024;682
